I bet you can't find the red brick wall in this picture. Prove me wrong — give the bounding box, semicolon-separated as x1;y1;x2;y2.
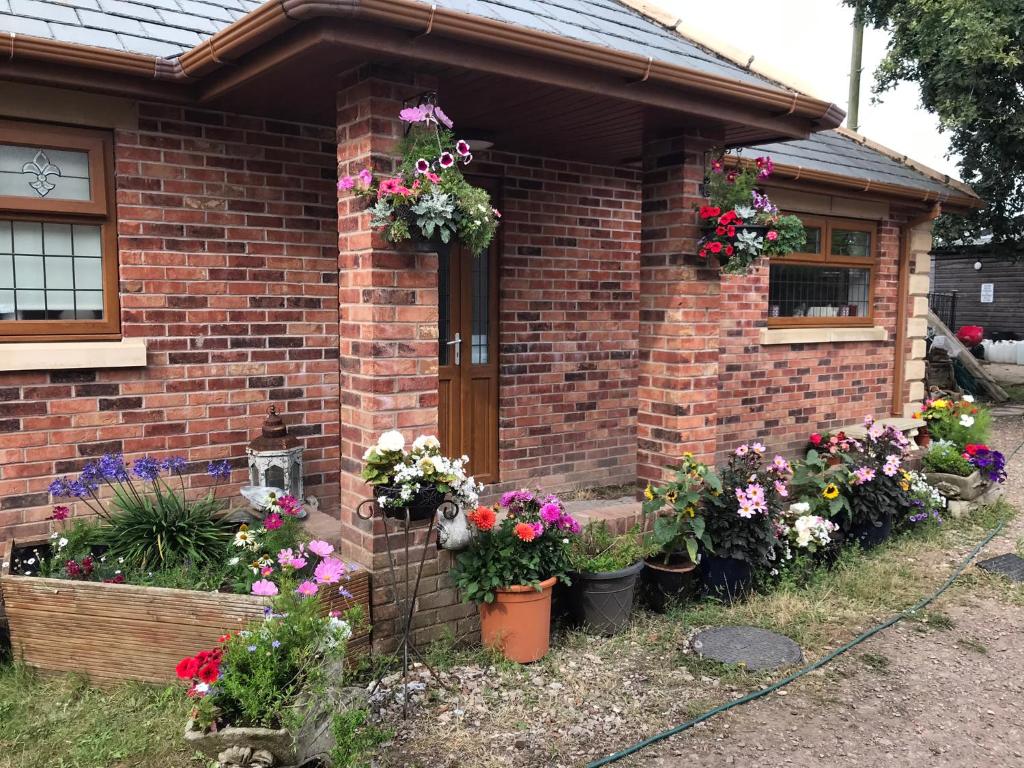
0;104;340;544
481;152;642;495
715;218;905;460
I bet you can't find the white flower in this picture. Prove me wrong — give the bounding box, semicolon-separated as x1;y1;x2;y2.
233;529;257;548
25;557;35;565
362;446;376;461
377;430;406;453
430;455;446;473
412;434;440;452
788;502;810;515
195;682;210;694
57;537;68;549
50;532;59;540
959;414;975;427
118;557;124;564
228;556;240;566
962;395;975;403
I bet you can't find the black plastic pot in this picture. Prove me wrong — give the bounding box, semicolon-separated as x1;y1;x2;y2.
568;561;644;635
642;554;699;613
700;555;754;603
847;512;893;550
410;233;452;257
373;485;445;522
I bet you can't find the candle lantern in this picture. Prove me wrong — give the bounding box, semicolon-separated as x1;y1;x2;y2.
246;406;303;500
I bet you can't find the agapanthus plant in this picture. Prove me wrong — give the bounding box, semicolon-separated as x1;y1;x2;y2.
339;100;499;254
698;153;806;275
47;453;235;571
450;491;579;603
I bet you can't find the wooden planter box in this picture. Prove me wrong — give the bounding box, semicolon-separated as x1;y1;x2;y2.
0;541;370;685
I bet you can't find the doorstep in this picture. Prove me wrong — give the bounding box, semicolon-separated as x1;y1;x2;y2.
563;496;643;534
838;416;925;441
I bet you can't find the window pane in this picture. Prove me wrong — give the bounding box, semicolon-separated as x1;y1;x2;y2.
0;145;91;201
472;251;489;365
801;226;822;254
768;263;871;319
1;219;105;322
438;249;450;365
831;228;871;257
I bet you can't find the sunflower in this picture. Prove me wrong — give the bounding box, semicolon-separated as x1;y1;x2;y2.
666;489;679;503
822;483;840;500
643;484;655;501
685;505;696;518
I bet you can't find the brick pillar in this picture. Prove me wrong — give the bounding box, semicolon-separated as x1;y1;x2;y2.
637;133;722;481
336;67;476;649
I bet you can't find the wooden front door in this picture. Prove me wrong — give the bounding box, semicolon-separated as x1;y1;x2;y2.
437;239;499;484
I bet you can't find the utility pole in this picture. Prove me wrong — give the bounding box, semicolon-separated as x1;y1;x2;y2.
848;10;865;132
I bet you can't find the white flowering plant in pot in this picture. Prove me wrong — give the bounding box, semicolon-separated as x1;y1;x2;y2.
361;431;482;520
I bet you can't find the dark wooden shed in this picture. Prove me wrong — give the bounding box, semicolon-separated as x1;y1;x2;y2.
931;247;1024;337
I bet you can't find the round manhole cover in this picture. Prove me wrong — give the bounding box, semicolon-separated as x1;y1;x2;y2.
691;626;803;671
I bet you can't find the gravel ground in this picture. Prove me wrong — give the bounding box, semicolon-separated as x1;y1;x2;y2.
372;416;1024;768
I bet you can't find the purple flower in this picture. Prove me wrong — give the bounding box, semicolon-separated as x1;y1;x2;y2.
207;460;232;481
131;456;161;482
539;503;562;524
337;175;355;190
247;644;257;652
456;139;471;157
433;106;454;128
271;640;281;649
399;105;430;123
49;477;91;499
438;152;455;169
99;453;130;481
852;466;876;485
161;456;187;475
500;489;535;510
531;521;545;538
358;168;373;186
78;462;103;491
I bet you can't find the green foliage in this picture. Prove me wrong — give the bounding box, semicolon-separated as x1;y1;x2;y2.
328;709;393;768
790;449;853;521
450;494;577;603
923;442;975;476
100;483;233;571
32;518;105;578
568;522;655;573
704;163;758;211
846;0;1024;247
762;214;807;256
641;454;719;564
920;396;990;449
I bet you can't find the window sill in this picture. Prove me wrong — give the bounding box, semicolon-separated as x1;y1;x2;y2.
758;327;888;345
0;338;147;372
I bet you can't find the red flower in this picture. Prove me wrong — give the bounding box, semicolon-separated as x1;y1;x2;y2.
198;663;220;684
176;657;199;680
699;248;708;259
809;433;822;446
699;205;721;220
218;634;231;643
514;522;537;542
727;225;736;237
715;226;726;236
103;573;125;584
725;244;734;256
708;242;723;254
468;506;497;532
964;444;987;456
719;210;737;225
51;505;70;521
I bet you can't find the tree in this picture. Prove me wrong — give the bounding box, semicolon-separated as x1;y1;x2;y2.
845;0;1024;249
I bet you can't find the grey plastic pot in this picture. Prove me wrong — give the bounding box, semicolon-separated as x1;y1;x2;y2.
568;560;645;636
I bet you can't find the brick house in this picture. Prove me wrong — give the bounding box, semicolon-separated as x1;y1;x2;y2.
0;0;980;646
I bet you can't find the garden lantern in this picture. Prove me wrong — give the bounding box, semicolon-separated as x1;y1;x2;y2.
246;406;303;500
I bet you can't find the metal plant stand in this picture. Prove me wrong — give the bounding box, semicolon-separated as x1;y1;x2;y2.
357;496;455;718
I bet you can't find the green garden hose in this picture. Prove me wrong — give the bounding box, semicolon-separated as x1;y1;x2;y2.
587;521;1005;768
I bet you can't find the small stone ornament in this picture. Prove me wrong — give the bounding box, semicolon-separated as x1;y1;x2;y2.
436;502;475;551
217;746;275;768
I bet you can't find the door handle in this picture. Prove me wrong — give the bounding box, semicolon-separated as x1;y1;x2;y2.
446;333;461;365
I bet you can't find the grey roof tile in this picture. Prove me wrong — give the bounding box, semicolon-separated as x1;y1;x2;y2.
157;8;217;32
77;7;143;33
139;20;201;45
0;10;51;35
176;0;237;22
9;0;77;23
750;130;963;197
95;0;162;22
116;31;183;55
48;19;120;46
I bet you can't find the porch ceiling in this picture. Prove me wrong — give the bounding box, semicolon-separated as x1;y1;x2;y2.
198;23;818;165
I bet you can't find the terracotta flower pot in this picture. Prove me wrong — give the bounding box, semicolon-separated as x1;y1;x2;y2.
479;576;557;663
915;425;931;448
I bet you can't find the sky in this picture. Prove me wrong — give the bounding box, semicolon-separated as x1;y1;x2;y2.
661;0;962;180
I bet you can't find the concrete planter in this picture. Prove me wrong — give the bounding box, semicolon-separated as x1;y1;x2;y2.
923;470;989;502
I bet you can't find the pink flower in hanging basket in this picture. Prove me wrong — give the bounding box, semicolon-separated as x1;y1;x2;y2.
456;139;471;156
415;158;431;174
438;152;455;169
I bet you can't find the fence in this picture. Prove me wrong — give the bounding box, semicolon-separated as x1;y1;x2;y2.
928;290;958;331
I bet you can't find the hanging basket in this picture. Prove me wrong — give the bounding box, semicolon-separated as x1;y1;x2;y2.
373;485;445;522
408;232;452;257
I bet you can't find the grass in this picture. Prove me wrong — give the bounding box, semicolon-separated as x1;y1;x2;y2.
956;637;989;655
999;383;1024;403
0;664;200;768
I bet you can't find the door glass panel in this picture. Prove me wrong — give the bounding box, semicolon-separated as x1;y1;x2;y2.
438;249;450;365
472;250;489;365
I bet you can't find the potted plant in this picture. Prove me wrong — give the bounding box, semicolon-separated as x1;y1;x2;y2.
777;501;839;563
807;430;859;467
2;454;369;684
641;453;718;611
916;395;990;449
697;154;806;274
921;441;1000;502
702;443;790;600
361;431;481;521
566;521;654;635
449;491;579;663
899;469;947;528
338;98;499;255
180;550;366;768
837;417;915;548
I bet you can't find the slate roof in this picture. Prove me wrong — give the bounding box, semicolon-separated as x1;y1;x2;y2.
0;0;777;90
749;130;969;199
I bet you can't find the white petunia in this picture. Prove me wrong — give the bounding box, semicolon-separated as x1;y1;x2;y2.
377;430;406;453
58;537;68;549
959;414;975;427
962;395;975;403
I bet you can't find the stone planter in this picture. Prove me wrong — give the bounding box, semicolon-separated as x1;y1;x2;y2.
184;679;367;767
0;541;370;685
923;470;989;502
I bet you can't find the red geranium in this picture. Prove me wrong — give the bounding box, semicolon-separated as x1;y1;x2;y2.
716;225;726;236
809;433;822;446
708;241;723;254
198;663;220;684
698;205;721;220
725;244;734;256
719;210;737;225
699;248;708;258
